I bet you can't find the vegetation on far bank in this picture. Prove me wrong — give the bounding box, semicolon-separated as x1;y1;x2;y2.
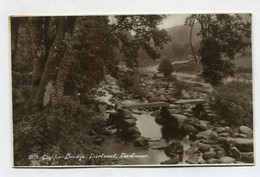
211;81;253;128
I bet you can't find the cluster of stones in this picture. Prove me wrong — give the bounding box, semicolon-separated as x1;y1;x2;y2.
184;124;254;164
88;118;118;146
93;75;254;165
155;105;254;164
160;141;184;164
139;77;207;103
153;99;214;132
108;108;149;147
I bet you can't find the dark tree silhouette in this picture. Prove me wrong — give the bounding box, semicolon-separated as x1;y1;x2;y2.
158;59;173;77
185;14;251;86
13;15;170;108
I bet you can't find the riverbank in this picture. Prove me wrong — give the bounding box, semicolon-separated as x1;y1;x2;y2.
91;63;253;165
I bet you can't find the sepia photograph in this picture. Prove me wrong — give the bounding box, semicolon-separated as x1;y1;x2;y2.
11;14;253;167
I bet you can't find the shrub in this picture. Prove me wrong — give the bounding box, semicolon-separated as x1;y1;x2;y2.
118;69;147;98
13;97;103;166
158;59;173;77
211;81;253;127
170;80;188;99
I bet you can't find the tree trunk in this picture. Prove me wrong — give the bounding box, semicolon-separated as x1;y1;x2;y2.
11;18;21;61
33;17;76;107
30;17;48;86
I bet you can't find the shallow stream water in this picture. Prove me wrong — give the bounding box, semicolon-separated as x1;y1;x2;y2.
96;76;192;165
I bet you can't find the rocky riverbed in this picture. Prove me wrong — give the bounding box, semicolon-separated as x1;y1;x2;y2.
90;67;254;165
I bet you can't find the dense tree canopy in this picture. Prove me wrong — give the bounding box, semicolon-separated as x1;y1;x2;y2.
185;14;251;86
109;15;171;67
12;15;170;108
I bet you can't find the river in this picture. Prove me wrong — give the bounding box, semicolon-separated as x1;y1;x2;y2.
98;60;252;165
95;75;192;165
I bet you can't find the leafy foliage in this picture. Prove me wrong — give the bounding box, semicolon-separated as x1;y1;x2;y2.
110;15;171;67
56;15;170;94
211;82;253;127
158;59;173;77
185;14;251;86
118;69;147;98
63;17;117;95
13;97;104;166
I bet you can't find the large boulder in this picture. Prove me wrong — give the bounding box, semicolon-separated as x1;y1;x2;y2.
147;92;154;99
185;141;201;156
171;114;189;128
96;102;108;112
239;126;253;136
208;131;218;139
140;82;146;87
229;147;241;159
159;107;189;129
202;151;216;160
186;153;200;164
124;119;136;127
215;127;227;133
109;108;138;129
217;156;236;164
206;158;218;164
194;121;208;131
161;157;180;164
181;90;191;99
124;114;137;120
117;108;132;116
155;116;164;125
198;159;206;164
132;109;145;115
195;129;213;139
160;95;167;102
164;141;184;160
219;132;231;138
216;150;226;159
114;117;137;130
234;138;253;152
240;152;254;163
107;112;119;125
126;127;141;135
168;98;176;104
184;125;199;134
199;143;211;153
234;133;248;138
151;110;161;117
133;137;149;147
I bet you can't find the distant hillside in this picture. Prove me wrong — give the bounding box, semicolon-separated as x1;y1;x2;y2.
165;23;200;45
138;24;201;67
159;24;201;61
137;21;251;68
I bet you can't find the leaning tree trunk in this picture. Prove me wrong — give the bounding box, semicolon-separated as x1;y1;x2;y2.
33;16;76;107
